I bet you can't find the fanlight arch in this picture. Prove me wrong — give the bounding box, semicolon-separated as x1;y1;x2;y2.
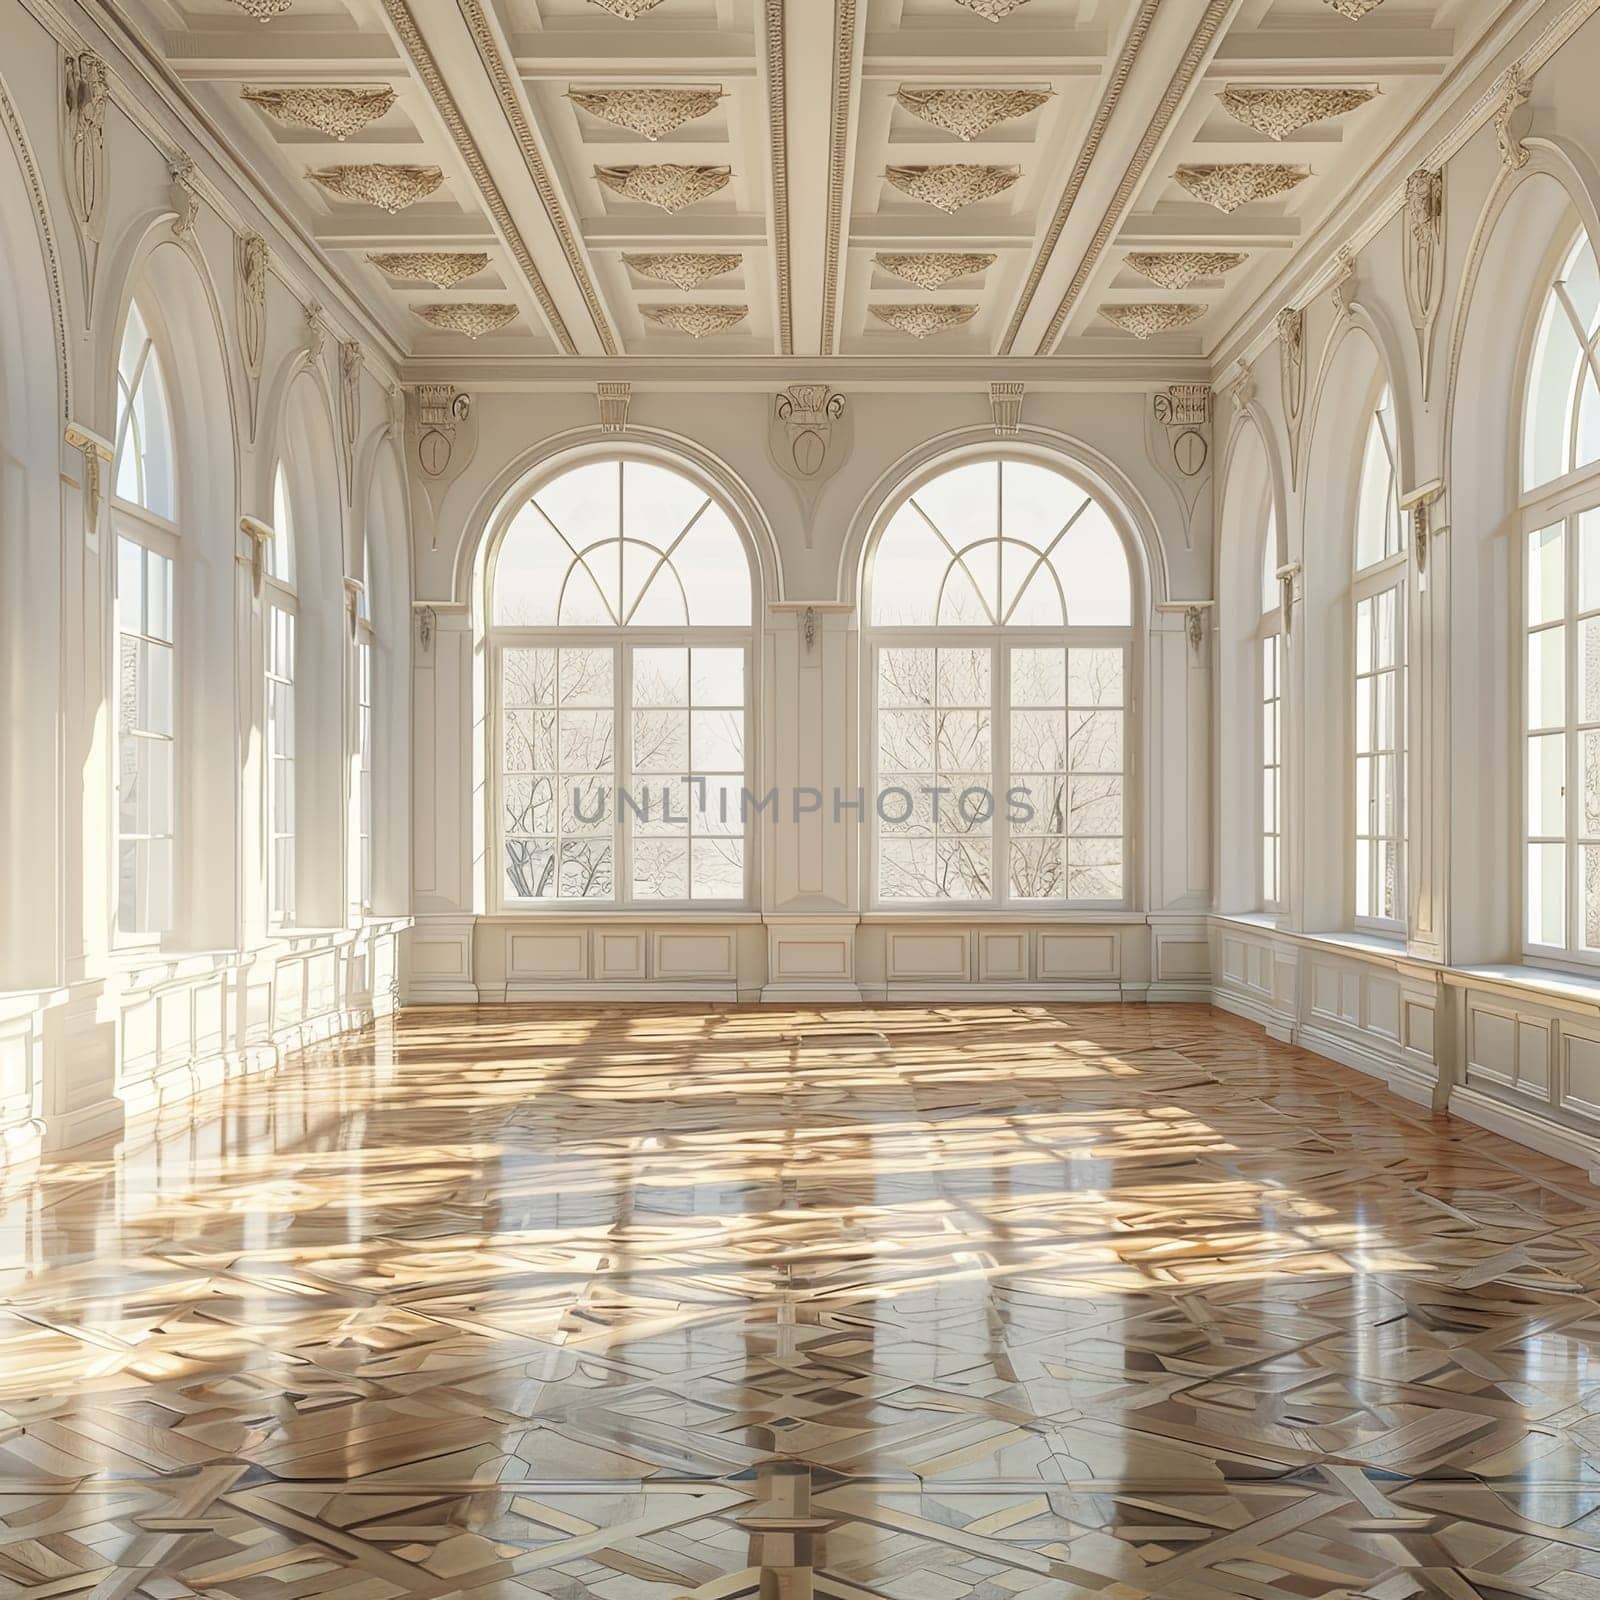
1524;225;1600;493
113;297;176;520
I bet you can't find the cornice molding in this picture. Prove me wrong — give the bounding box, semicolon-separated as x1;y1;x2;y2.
596;163;733;212
379;0;579;354
883;163;1021;213
894;87;1051;141
454;0;617;355
875;252;997;290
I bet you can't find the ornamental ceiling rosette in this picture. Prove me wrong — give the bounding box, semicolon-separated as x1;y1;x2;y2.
1098;303;1206;339
228;0;293;18
367;252;489;288
1173;162;1309;212
307;163;444;213
595;163;732;212
1217;85;1376;140
951;0;1033;19
875;252;997;290
568;87;724;141
584;0;670;18
241;86;395;140
1321;0;1386;17
623;252;742;289
870;303;979;338
884;163;1020;214
1125;251;1246;290
414;303;518;339
894;87;1051;141
641;304;748;338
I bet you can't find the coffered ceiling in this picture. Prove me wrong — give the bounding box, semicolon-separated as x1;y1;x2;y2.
125;0;1513;369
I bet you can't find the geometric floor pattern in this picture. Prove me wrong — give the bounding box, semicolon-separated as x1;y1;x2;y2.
8;1003;1600;1598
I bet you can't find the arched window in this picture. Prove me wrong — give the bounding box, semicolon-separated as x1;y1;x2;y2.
488;456;755;905
1523;221;1600;959
266;461;298;925
353;535;374;914
111;298;177;939
1352;386;1406;928
1260;504;1283;911
865;456;1134;905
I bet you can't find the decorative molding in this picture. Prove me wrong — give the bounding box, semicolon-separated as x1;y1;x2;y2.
821;0;861;354
567;87;723;141
760;0;794;355
410;384;474;485
61;49;108;305
1321;0;1386;16
623;252;742;288
1217;85;1375;140
875;251;996;290
1328;245;1357;319
990;381;1024;435
307;163;443;212
339;340;362;502
228;0;294;17
1036;0;1235;353
1276;561;1302;633
1403;165;1444;396
584;0;668;17
1495;65;1533;170
1155;600;1214;654
1278;305;1306;486
239;516;275;597
64;423;113;539
884;163;1020;213
242;86;396;140
1153;384;1211;428
344;576;366;638
1125;251;1245;289
168;154;199;240
769;386;850;523
952;0;1033;18
596;163;732;212
367;251;489;288
303;300;326;364
382;1;580;355
870;303;979;338
1174;162;1310;212
641;303;748;338
1151;385;1212;496
235;232;269;442
1098;303;1205;338
414;303;518;338
597;381;631;433
1401;478;1445;583
894;87;1050;141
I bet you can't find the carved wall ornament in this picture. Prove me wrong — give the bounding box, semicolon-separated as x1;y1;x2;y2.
410;385;473;481
62;51;108;243
307;163;444;212
366;251;489;288
567;87;724;141
1278;305;1307;485
228;0;295;18
990;382;1024;436
1403;165;1445;394
1227;370;1256;414
1125;251;1245;290
884;163;1020;213
623;251;742;289
1217;85;1375;140
595;163;732;212
584;0;669;16
870;303;979;338
641;303;748;338
1277;561;1301;633
1153;385;1211;429
597;381;631;434
1148;388;1213;538
168;154;200;239
1495;65;1533;169
771;385;847;480
239;516;275;596
1328;245;1357;318
894;87;1051;141
875;252;996;291
242;86;396;140
1098;303;1205;338
1321;0;1386;16
64;423;113;542
235;232;269;440
1174;162;1310;212
339;340;362;500
303;301;326;364
414;303;518;339
1401;479;1445;586
952;0;1033;18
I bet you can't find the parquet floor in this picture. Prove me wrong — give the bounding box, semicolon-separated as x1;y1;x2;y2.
7;1006;1600;1599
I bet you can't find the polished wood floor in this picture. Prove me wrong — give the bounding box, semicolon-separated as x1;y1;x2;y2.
6;1002;1600;1598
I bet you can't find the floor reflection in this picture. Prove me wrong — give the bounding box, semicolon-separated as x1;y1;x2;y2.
4;1002;1600;1596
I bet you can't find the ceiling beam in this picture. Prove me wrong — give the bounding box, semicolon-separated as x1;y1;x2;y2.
1209;27;1452;78
164;30;402;81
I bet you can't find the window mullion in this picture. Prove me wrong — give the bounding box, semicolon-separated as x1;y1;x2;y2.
995;639;1008;908
618;639;631;908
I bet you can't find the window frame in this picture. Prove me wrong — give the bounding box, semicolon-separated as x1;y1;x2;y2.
265;464;299;931
1259;506;1284;914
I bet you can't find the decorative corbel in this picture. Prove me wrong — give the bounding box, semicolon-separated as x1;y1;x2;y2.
169;153;200;240
1495;64;1532;170
1401;478;1445;588
1276;561;1302;634
597;381;631;434
63;422;113;546
1155;599;1215;658
1328;246;1356;320
240;515;274;597
344;576;366;639
414;602;437;656
304;300;327;364
989;381;1024;436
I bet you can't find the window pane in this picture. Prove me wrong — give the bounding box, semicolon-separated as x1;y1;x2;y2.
1529;627;1566;728
1528;842;1566;946
1528;734;1566;837
1530;524;1565;625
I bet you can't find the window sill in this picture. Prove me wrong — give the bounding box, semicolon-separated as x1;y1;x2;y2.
1444;961;1600;1014
861;907;1141;925
482;908;762;924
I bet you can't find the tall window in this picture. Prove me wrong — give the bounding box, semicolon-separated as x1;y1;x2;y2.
1523;224;1600;958
354;568;374;914
866;456;1133;906
489;458;754;906
112;301;178;938
1260;507;1283;910
1352;386;1405;927
266;464;297;925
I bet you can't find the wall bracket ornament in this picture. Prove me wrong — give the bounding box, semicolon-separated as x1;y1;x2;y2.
622;252;741;289
239;516;275;597
235;232;269;443
596;164;731;212
366;251;488;288
1125;251;1244;290
870;303;978;338
990;382;1024;436
1403;166;1444;397
1495;65;1533;169
1217;85;1375;140
874;252;996;290
1156;600;1214;656
1278;306;1307;487
243;86;395;140
1174;162;1309;212
63;423;113;548
168;154;200;240
1098;303;1205;338
894;87;1050;141
1276;561;1302;633
597;382;631;433
61;50;108;309
883;164;1020;213
769;386;851;535
307;163;444;212
1401;478;1445;589
568;88;723;141
1329;245;1357;319
344;577;366;639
